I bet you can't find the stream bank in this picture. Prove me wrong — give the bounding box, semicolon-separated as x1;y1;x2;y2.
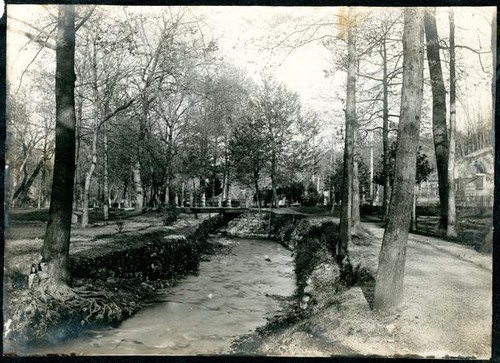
227;213;375;355
229;214;491;358
4;212;231;354
26;237;296;355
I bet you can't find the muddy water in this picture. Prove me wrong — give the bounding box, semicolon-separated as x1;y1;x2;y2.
31;238;296;355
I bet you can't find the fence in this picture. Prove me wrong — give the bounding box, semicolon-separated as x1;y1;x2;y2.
416;193;493;209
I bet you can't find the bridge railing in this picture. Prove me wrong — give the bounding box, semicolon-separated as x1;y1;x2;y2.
185;198;255;208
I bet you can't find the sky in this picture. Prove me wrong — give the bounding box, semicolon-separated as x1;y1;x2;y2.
5;5;496;139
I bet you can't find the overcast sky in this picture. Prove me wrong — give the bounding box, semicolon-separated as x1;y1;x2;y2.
6;5;496;136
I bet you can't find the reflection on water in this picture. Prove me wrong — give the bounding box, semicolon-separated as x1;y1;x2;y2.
30;238;296;355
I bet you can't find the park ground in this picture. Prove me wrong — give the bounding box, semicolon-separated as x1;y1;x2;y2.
3;206;493;358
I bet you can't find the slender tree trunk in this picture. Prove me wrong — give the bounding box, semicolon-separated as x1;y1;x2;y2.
222;144;228;201
38;156;46;209
424;8;449;229
133;160;143;211
134;96;148;212
352;160;361;232
165;175;170;204
13;159;43;206
224;142;231;204
330;141;335;213
82;129;97;228
73;99;82;210
41;5;76;285
374;8;424;311
411;185;418;231
487;10;495;152
271;145;278;207
212;137;217;201
382;38;391;222
254;169;261;208
163;127;173;205
122;181;128;208
181;182;185;207
447;9;457;237
83;37;100;227
40;127;49;208
11;146;29;207
369;131;374;205
103;118;109;220
339;7;356;256
480;9;496;254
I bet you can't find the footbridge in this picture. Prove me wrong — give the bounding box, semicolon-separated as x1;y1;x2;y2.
183;206;309;217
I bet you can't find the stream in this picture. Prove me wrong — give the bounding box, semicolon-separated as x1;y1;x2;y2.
29;237;296;355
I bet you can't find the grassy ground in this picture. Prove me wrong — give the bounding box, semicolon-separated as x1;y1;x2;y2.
5;208;138;241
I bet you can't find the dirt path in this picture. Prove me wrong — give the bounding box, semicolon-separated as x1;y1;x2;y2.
254;221;492;359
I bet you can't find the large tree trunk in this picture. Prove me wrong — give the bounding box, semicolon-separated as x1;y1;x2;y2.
82;129;97;228
447;9;457;238
373;8;424;311
424;8;449;229
41;5;76;286
339;7;356;256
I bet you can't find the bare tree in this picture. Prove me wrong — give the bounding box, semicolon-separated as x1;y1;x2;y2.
339;7;357;256
77;15;134;227
351;9;404;222
374;8;425;311
447;8;457;238
41;5;77;285
424;8;449;229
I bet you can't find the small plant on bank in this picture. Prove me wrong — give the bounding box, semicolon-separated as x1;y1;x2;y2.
160;203;181;226
116;221;125;233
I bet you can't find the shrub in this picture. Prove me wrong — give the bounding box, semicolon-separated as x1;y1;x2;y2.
293;221;340;296
160;204;180;226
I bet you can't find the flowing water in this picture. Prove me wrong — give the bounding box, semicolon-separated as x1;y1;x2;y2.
29;238;296;355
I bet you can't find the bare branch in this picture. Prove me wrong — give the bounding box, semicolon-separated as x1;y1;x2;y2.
75;5;97;32
99;98;136;128
15;44;46;94
7;26;56;50
357;72;383;82
8;15;55;39
452;44;490;55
